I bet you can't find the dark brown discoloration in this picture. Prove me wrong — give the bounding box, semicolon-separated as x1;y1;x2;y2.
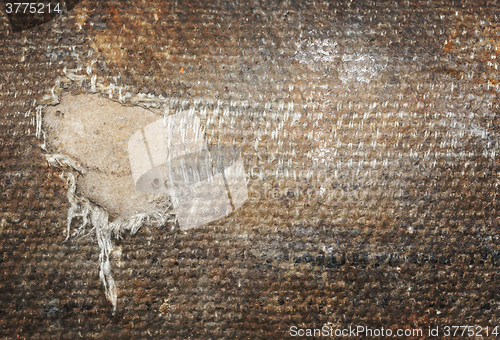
1;0;500;338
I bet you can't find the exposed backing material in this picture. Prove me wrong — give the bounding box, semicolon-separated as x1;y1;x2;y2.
40;91;249;310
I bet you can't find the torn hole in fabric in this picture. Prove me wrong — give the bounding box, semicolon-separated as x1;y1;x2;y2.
38;92;248;311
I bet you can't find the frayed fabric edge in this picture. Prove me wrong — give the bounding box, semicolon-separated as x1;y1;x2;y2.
34;70;227;312
57;167;174;312
36;96;175;312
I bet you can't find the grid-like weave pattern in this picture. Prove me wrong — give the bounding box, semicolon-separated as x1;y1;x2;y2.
1;0;499;338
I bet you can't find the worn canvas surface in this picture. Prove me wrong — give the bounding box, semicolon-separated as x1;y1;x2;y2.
1;0;500;338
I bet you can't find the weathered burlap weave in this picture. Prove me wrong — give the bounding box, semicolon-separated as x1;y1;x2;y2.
1;0;500;338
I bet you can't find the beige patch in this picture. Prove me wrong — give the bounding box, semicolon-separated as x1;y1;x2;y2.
44;93;168;217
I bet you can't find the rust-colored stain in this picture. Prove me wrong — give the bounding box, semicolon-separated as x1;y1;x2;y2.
430;66;465;80
108;7;122;26
443;40;454;53
80;2;164;71
442;14;499;86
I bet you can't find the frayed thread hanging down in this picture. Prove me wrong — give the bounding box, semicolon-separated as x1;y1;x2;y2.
36;95;175;311
62;171;173;312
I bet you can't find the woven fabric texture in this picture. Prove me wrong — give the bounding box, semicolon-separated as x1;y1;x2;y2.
1;0;500;338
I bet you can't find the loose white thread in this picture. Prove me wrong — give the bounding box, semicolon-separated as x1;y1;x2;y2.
36;77;176;312
61;170;174;312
